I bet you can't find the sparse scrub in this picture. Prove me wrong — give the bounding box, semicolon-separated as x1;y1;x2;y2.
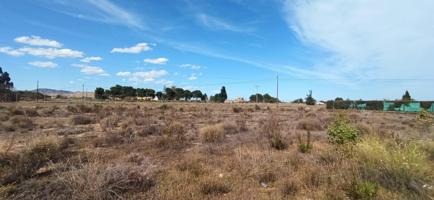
296;117;324;131
232;106;242;113
356;136;433;198
9;116;34;130
0;136;66;185
281;179;300;197
71;115;94;125
270;131;288;150
55;160;155;199
297;131;312;153
24;108;39;117
200;177;231;195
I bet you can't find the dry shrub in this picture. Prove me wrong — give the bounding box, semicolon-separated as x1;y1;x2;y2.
76;104;94;113
66;105;79;113
356;122;374;136
305;112;317;118
155;122;188;149
94;128;135;147
99;116;120;132
71;115;94;125
56;160;155;200
176;157;204;177
296;118;324;131
199;177;231;196
0;111;9;121
232;107;242;113
199;124;226;143
136;123;162;137
281;178;300;197
261;116;288;150
9;116;34;130
24;108;39;117
0;136;66;185
9;107;25;115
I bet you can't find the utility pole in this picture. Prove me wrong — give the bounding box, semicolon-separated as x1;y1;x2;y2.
36;80;39;102
82;84;84;101
276;74;279;106
255;85;259;103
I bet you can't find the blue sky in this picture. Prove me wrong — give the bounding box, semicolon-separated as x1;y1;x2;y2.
1;0;434;101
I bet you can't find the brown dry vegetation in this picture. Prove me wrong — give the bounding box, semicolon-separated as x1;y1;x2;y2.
0;101;433;200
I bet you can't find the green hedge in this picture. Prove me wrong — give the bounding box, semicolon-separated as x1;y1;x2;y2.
326;100;383;110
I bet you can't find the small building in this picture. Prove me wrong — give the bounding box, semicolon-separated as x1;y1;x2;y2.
428;103;434;112
137;96;153;101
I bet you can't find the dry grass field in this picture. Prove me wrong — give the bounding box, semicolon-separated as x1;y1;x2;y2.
0;101;433;200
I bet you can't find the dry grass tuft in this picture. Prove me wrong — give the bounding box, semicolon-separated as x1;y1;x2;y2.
199;177;231;196
199;124;226;143
9;116;34;131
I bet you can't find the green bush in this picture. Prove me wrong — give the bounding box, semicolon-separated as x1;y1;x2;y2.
348;180;378;199
327;114;359;145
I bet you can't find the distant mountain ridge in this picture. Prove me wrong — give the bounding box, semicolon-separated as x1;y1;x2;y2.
31;88;74;95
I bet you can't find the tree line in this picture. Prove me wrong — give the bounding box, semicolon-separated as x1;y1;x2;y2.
95;85;212;101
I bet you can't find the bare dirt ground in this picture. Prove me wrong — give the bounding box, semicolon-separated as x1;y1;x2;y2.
0;101;433;200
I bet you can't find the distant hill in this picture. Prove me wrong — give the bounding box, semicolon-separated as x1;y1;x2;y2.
30;88;94;98
32;88;73;95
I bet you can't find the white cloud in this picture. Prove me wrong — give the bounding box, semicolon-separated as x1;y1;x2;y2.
14;36;62;48
80;56;102;63
0;47;24;56
116;71;131;76
111;43;153;53
196;13;252;32
73;64;107;75
284;0;434;80
180;64;201;70
144;57;168;65
155;79;174;86
28;61;58;68
115;69;168;82
19;47;84;59
188;73;198;80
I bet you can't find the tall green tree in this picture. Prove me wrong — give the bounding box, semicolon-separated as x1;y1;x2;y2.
305;90;316;105
220;86;227;101
0;67;14;90
402;90;411;102
94;87;106;99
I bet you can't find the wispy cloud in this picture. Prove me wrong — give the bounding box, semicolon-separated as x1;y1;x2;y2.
15;36;62;48
196;13;253;32
80;56;102;63
144;57;168;65
50;0;145;30
111;43;153;54
29;61;58;68
284;0;434;80
180;64;201;70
